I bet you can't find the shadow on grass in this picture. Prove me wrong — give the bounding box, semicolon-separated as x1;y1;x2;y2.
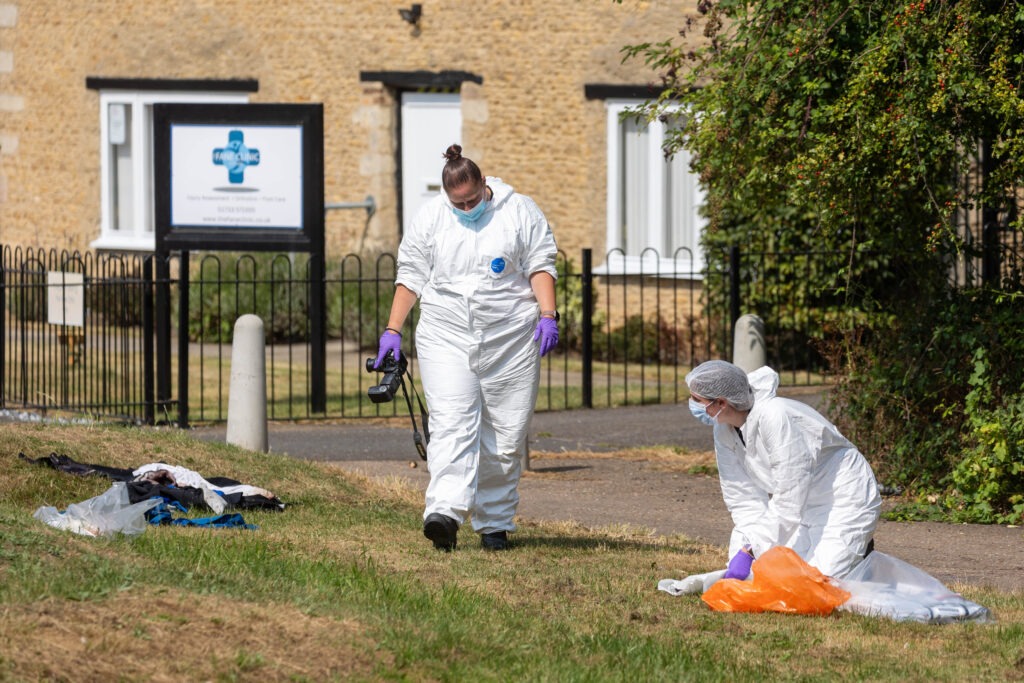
509;532;709;554
528;464;592;474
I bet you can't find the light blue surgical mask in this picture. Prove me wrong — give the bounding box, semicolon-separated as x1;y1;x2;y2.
452;197;488;225
689;398;716;426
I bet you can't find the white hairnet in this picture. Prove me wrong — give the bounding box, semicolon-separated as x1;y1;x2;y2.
685;360;754;411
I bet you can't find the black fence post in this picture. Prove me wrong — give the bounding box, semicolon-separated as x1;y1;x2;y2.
143;256;155;425
155;255;172;420
981;138;1001;286
0;247;5;408
177;250;189;428
729;245;741;329
309;250;327;413
581;248;593;409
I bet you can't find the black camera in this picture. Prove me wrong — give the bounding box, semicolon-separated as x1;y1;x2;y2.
365;349;430;460
365;351;409;403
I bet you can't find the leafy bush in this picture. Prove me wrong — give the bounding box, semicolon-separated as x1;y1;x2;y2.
88;269;147;327
943;349;1024;524
829;289;1024;523
555;255;602;353
592;314;699;365
8;280;47;323
325;253;396;351
187;253;310;344
185;252;400;347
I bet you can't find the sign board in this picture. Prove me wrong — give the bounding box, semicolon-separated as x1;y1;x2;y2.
153;103;324;253
47;271;85;327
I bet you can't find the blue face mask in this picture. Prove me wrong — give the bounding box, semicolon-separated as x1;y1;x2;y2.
452;198;488;225
689;398;716;426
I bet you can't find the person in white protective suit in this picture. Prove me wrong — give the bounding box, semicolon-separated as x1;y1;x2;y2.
374;144;559;552
685;360;881;579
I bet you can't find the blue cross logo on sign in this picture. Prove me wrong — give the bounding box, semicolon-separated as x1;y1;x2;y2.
212;130;260;184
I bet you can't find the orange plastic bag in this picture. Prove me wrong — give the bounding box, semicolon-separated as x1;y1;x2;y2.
701;546;851;616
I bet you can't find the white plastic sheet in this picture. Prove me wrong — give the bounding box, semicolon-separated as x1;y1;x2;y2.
835;551;993;624
33;482;161;538
658;569;728;596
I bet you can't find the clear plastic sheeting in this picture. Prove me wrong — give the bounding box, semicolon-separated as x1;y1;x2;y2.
33;482;161;538
835;551;993;624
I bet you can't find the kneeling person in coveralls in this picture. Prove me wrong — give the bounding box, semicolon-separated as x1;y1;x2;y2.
375;144;559;551
686;360;882;579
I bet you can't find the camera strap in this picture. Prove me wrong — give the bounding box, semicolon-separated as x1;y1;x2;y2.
399;374;430;461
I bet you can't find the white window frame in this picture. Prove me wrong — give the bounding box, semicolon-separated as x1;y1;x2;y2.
92;90;249;252
599;99;706;278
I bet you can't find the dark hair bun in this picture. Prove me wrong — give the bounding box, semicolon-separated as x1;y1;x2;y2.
443;144;463;162
439;143;481;191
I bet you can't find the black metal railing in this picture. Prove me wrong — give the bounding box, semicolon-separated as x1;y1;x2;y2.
0;247;154;422
16;241;1018;425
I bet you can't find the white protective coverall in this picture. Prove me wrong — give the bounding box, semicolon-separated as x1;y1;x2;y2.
714;366;882;578
396;177;557;534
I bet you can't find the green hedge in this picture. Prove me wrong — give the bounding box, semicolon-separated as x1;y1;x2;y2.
830;288;1024;524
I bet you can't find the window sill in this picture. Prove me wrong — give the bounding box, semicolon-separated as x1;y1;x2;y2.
90;234;155;253
594;254;704;280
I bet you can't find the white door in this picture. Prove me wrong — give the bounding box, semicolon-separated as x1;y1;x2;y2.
400;92;462;235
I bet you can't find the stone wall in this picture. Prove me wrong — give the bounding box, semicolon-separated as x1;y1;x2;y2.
0;0;708;259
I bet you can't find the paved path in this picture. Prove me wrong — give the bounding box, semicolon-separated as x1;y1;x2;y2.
191;393;1024;593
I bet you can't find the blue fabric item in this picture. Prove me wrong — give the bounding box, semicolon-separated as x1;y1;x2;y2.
146;499;257;530
167;513;256;530
145;498;189;525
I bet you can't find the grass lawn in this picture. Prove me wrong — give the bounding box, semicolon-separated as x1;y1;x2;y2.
1;422;1021;682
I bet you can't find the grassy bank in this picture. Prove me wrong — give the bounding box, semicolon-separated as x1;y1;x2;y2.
0;422;1021;682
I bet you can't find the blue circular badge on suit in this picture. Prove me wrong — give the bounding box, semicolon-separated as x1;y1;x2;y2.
490;258;506;274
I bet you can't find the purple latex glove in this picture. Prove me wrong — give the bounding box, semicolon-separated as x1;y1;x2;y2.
374;331;402;369
533;317;559;357
723;546;754;580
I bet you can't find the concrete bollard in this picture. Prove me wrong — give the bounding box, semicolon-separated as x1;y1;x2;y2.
226;314;268;453
732;314;767;373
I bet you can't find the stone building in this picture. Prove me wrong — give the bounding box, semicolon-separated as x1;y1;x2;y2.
0;0;709;283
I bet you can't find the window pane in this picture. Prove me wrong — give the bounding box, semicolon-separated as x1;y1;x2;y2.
110;103;133;233
98;91;249;250
621;117;648;253
141;104;155;235
666;149;696;257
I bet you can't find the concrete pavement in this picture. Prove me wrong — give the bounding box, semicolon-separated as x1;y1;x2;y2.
186;389;1024;592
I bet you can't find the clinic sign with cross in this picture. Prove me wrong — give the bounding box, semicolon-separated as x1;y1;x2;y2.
153;103;323;251
152;103;328;423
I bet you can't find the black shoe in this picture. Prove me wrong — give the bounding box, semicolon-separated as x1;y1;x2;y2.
480;530;509;551
423;513;458;551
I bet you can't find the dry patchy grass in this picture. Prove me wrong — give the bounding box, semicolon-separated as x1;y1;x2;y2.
0;593;380;682
2;422;1022;682
527;445;716;475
